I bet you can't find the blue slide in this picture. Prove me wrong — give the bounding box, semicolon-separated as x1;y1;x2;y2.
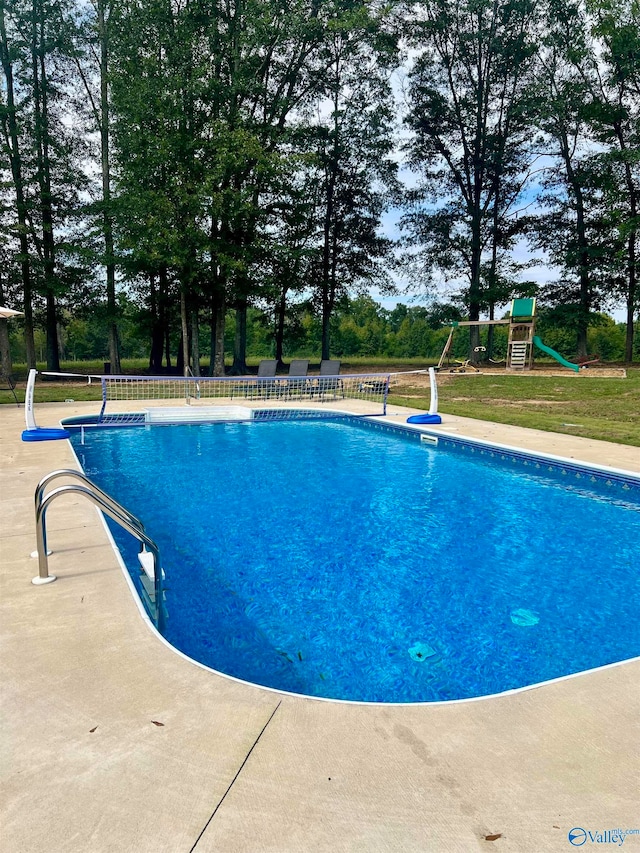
533;336;580;372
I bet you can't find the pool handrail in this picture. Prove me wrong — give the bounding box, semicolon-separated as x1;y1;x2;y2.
33;477;165;631
35;469;145;558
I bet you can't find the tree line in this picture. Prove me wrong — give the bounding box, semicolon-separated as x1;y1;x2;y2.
1;0;638;378
6;292;634;368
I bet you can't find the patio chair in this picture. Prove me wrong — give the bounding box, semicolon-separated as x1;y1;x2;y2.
285;359;310;400
320;359;340;376
253;359;278;399
315;359;343;401
288;359;309;377
1;373;19;406
258;359;278;377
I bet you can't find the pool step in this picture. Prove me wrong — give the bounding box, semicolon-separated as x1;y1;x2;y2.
139;573;167;613
138;548;165;581
145;406;251;424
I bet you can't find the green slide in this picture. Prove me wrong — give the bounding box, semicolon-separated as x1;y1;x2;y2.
533;336;580;372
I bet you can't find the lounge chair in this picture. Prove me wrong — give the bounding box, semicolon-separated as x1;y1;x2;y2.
315;360;343;400
285;359;309;399
254;359;278;399
288;359;309;377
320;360;340;376
258;359;278;377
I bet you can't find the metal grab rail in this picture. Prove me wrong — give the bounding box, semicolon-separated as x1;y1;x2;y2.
35;469;145;557
185;366;200;402
33;479;165;631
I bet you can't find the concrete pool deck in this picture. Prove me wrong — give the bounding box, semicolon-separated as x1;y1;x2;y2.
1;399;639;852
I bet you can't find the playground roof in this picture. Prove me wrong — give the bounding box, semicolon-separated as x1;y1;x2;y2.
510;298;536;319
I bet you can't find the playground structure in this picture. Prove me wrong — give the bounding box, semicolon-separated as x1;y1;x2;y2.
437;298;581;373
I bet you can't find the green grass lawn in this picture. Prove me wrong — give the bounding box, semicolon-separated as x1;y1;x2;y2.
388;368;640;447
2;359;639;447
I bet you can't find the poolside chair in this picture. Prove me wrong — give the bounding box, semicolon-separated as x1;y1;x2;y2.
0;373;19;406
285;359;310;399
253;359;278;399
288;359;309;377
315;360;343;401
258;359;278;377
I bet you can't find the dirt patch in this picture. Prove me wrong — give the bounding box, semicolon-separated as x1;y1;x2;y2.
444;396;568;406
390;366;627;388
520;399;568;405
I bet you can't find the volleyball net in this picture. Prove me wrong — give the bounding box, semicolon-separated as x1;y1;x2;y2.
32;371;391;426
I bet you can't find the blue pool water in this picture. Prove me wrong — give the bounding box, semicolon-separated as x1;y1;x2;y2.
70;417;640;703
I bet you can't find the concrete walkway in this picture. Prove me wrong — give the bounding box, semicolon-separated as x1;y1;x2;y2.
1;400;639;853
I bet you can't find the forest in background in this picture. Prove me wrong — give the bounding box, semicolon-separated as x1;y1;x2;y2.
5;293;635;368
1;0;639;376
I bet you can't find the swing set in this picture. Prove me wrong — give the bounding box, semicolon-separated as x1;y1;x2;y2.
436;298;556;372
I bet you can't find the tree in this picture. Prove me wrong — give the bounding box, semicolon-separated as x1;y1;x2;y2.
306;11;399;359
403;0;539;357
71;0;121;372
108;0;355;375
1;0;87;371
584;0;640;361
253;162;318;366
1;0;36;367
530;0;618;356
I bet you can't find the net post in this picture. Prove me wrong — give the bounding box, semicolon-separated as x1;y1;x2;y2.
24;369;38;430
428;367;439;415
98;377;108;422
383;375;390;415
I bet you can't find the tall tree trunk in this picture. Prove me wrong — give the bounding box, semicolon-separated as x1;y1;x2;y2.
98;0;120;374
468;210;483;356
614;125;638;363
321;297;331;362
31;0;60;371
190;305;200;376
208;219;227;376
560;133;590;357
148;273;164;372
232;297;248;375
176;333;184;374
180;289;189;375
574;190;590;358
624;242;636;363
274;284;288;367
210;287;226;376
487;304;495;361
320;80;339;363
0;1;36;368
164;326;171;370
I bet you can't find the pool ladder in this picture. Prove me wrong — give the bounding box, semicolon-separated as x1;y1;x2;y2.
32;469;165;631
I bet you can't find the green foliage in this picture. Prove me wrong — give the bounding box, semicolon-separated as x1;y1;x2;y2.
403;0;540;332
1;0;638;377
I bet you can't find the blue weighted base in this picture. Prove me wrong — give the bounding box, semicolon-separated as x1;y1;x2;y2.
406;413;442;425
22;427;71;442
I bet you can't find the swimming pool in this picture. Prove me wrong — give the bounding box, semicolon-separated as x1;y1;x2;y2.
69;415;640;703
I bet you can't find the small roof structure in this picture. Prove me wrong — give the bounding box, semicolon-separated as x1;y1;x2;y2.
510;298;536;320
0;306;24;319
